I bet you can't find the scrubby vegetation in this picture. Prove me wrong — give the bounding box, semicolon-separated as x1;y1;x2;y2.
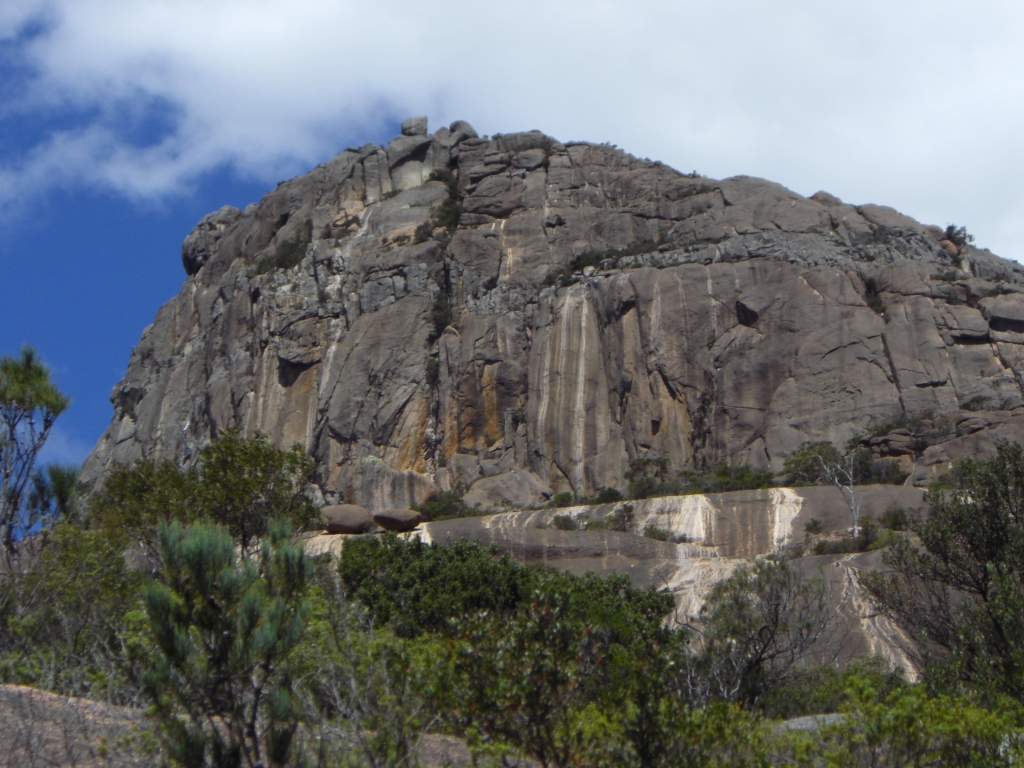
256;219;313;275
627;456;775;500
412;489;474;521
781;442;907;487
944;223;975;249
413;169;462;244
543;238;667;287
430;290;451;339
5;436;1024;764
6;351;1024;765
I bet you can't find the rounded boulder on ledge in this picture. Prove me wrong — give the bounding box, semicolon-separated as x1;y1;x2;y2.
322;504;373;534
372;508;423;532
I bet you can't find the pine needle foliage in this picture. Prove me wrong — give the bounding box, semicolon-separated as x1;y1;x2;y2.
144;519;312;768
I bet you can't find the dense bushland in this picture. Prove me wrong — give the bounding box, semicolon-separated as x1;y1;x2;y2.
2;352;1024;766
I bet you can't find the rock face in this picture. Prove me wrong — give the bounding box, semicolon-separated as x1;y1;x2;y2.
82;118;1024;504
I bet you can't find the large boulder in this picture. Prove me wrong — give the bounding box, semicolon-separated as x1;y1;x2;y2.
321;504;373;534
356;457;437;513
373;508;423;532
462;470;553;510
401;115;428;136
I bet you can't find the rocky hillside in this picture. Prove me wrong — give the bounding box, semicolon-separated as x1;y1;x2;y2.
81;116;1024;509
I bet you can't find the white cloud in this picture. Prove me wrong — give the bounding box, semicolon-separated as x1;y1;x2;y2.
36;424;93;466
2;0;1024;258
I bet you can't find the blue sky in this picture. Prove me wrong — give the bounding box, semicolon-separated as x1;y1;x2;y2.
2;1;1024;466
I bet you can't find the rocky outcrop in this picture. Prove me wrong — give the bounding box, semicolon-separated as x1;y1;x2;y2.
81;118;1024;505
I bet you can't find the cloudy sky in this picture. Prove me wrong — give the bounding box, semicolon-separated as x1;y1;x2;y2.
2;0;1023;463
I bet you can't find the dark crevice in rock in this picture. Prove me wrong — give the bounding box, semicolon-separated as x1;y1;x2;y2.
880;333;904;411
951;333;991;345
735;300;759;327
278;359;312;388
989;317;1024;334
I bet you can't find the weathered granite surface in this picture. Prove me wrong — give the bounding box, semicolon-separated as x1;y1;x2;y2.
303;483;925;674
81;119;1024;506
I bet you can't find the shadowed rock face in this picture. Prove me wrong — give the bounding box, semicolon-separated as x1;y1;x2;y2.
81;119;1024;505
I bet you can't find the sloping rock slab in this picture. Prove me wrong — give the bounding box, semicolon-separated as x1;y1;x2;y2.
416;520;700;589
0;685;153;767
472;485;926;558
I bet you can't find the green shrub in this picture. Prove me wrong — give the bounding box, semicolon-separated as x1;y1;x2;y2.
337;534;672;643
255;219;312;275
413;220;433;244
812;516;879;555
482;275;498;292
680;461;775;494
338;534;532;637
551;491;575;508
934;267;961;282
90;429;318;557
643;524;671;542
879;504;909;531
585;503;633;533
593;487;624;504
804;517;827;535
412;168;462;245
552;513;580;530
781;442;840;486
508;406;527;430
626;455;675;499
431;291;451;338
944;224;975;248
756;654;906;720
413;490;472;522
424;357;439;388
0;520;144;702
642;523;691;544
427;168;458;196
781;443;907;488
543;238;667;287
863;442;1024;701
963;395;987;411
433;198;462;233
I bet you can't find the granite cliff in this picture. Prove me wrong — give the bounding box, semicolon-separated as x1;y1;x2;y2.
82;117;1024;513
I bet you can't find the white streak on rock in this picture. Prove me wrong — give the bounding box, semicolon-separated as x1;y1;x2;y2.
633;495;712;545
770;488;802;548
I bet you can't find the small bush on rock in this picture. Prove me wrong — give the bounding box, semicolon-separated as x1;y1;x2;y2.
552;514;580;530
413;490;472;522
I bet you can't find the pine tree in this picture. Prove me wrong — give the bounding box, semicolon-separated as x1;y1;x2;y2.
144;519;311;767
0;346;69;558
